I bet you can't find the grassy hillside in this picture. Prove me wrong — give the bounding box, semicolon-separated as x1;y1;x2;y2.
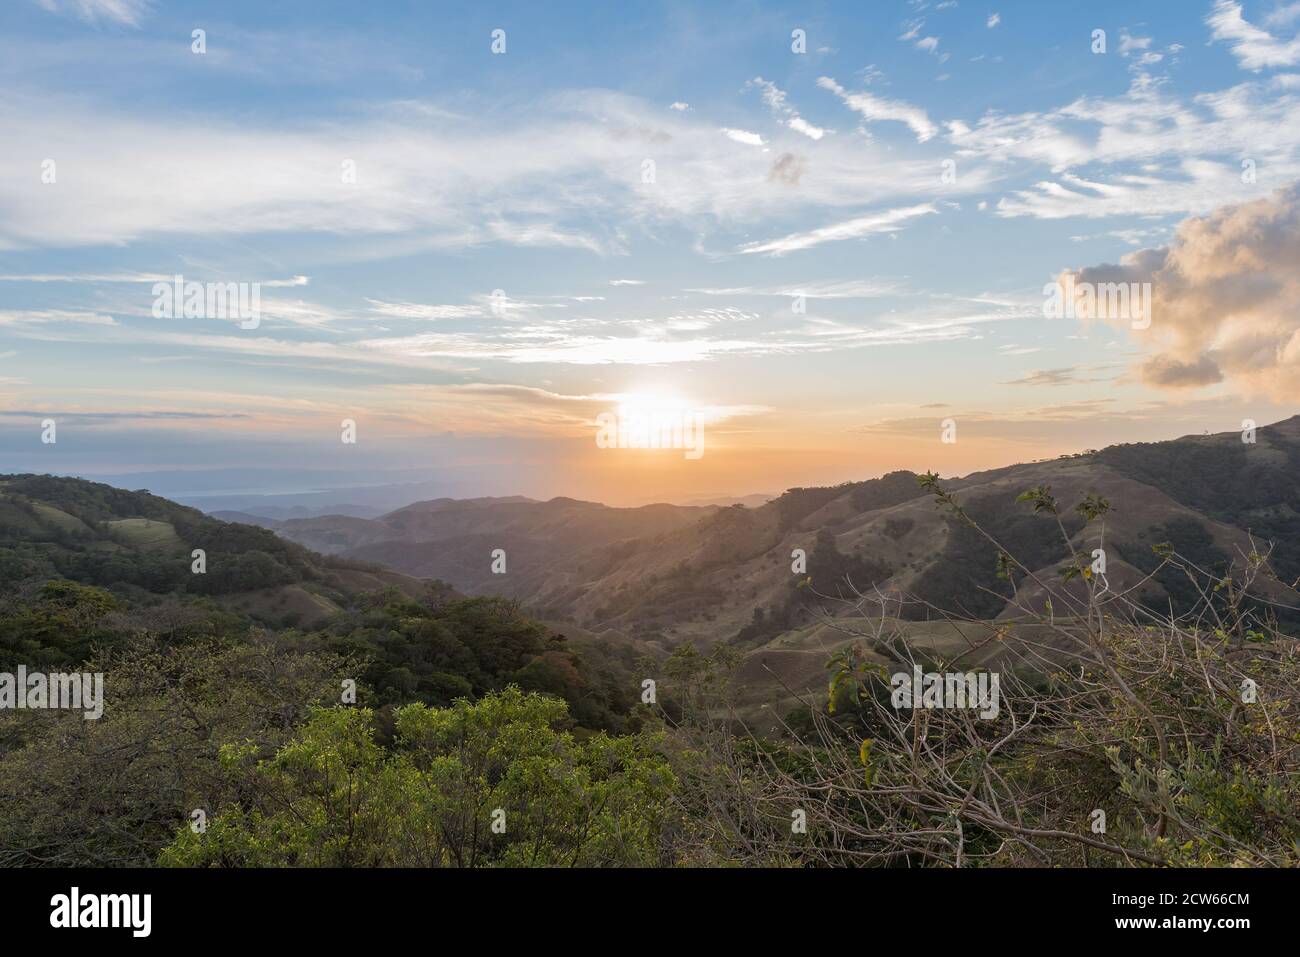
0;473;650;731
1;459;1297;870
276;416;1300;645
0;473;427;628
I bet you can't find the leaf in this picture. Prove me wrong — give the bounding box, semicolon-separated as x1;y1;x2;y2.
859;739;874;787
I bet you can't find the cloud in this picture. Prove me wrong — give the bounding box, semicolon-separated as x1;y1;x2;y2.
0;308;116;325
669;102;691;111
1207;0;1300;70
485;219;612;254
608;279;644;286
1119;30;1165;72
961;76;1300;220
0;409;246;421
1001;368;1079;386
0;271;170;283
737;203;938;255
1000;365;1116;386
721;127;765;146
370;383;769;437
1119;31;1154;55
1138;354;1224;388
7;89;970;254
897;18;944;57
366;300;482;320
356;330;761;366
0;85;989;252
687;279;904;298
788;116;826;140
35;0;150;26
1266;3;1300;28
817;76;937;142
749;77;829;140
1057;182;1300;398
0;271;308;286
987;13;1001;28
846;401;1300;455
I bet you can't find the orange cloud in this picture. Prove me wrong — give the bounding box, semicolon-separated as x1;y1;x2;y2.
1058;181;1300;399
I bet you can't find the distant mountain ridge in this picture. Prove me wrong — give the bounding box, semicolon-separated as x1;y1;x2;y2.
7;420;1300;734
275;496;716;595
263;416;1300;647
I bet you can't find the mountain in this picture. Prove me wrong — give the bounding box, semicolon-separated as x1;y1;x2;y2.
265;416;1300;655
676;493;776;508
4;431;1298;867
0;474;424;630
0;473;644;719
205;504;386;522
272;496;716;595
13;418;1299;730
209;509;284;527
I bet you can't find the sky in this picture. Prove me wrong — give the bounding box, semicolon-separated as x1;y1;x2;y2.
2;0;1300;506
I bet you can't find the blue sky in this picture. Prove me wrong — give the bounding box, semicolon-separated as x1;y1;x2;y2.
2;0;1300;505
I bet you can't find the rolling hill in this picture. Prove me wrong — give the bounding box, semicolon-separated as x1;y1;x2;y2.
262;416;1300;658
0;474;425;630
8;417;1299;727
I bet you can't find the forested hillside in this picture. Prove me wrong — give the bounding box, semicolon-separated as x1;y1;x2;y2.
2;419;1299;868
0;476;651;865
267;417;1300;645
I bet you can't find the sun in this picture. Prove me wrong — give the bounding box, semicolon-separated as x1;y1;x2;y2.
597;392;706;459
615;392;691;424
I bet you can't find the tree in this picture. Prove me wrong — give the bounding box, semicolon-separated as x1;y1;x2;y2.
160;687;679;867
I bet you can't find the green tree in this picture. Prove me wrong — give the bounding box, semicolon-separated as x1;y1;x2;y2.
160;687;679;867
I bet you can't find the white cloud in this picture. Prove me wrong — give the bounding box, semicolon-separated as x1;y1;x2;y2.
987;13;1001;28
486;219;612;254
357;330;760;366
949;75;1300;219
0;308;116;325
1207;0;1300;70
1266;2;1300;28
899;19;942;55
0;271;171;283
366;300;482;320
1119;32;1153;55
788;116;827;139
749;77;830;140
817;76;938;142
687;279;904;298
0;88;967;251
669;102;691;111
737;203;938;255
721;127;766;146
35;0;150;26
